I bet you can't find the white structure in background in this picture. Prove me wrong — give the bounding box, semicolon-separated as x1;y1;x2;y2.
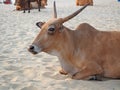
0;0;3;3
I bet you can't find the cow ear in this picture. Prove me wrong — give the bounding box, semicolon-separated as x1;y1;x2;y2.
36;22;45;28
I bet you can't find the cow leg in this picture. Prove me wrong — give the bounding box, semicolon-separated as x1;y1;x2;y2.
38;0;41;12
72;62;103;80
14;0;16;5
23;9;26;13
59;68;68;75
89;74;103;81
23;1;26;13
28;0;30;13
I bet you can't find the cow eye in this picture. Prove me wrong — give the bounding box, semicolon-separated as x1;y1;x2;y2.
48;27;55;31
48;25;55;35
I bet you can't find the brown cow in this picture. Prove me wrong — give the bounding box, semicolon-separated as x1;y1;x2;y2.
14;0;47;12
28;2;120;80
76;0;93;6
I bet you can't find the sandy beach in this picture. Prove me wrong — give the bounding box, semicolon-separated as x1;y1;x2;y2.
0;0;120;90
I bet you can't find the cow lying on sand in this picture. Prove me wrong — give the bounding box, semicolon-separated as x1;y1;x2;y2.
14;0;47;13
28;2;120;80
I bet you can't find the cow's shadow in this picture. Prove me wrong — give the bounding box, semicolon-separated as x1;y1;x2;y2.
42;66;70;80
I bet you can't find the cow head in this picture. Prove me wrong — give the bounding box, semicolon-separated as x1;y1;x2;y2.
15;0;25;10
28;1;89;54
41;0;47;7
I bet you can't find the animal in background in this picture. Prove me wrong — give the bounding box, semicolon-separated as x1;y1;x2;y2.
76;0;93;6
14;0;47;13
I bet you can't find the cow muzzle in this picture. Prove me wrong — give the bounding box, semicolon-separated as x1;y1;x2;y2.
28;44;41;54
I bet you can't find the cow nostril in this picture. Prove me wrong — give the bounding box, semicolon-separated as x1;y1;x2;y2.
28;45;38;54
30;45;34;50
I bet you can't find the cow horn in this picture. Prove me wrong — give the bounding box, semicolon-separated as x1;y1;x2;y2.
62;4;89;23
53;1;57;18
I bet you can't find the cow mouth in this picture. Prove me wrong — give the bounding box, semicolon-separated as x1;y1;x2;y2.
28;48;38;55
28;44;42;55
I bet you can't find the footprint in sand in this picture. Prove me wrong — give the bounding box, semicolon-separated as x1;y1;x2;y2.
21;86;38;90
42;66;68;80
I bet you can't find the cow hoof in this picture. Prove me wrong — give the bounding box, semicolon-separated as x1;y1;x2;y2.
89;75;102;81
59;69;68;75
23;10;25;13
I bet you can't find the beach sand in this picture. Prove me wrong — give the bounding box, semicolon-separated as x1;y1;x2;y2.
0;0;120;90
